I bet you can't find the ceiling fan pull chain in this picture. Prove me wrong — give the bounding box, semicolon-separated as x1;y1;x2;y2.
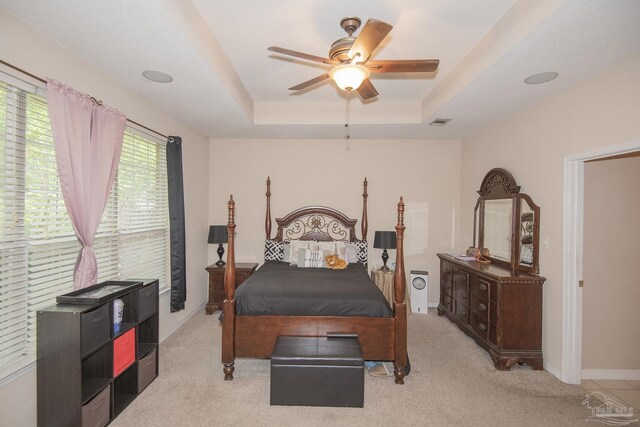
345;89;351;140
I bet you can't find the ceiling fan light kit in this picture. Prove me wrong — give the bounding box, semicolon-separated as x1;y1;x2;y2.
267;16;440;100
329;64;370;91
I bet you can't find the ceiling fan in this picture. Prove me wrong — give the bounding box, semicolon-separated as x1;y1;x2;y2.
268;17;439;100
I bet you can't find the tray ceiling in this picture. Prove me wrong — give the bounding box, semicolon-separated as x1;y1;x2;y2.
1;0;639;139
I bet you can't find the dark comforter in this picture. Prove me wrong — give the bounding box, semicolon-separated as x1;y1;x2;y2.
234;261;393;317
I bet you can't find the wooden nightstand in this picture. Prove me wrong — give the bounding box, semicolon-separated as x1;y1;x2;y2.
205;262;258;314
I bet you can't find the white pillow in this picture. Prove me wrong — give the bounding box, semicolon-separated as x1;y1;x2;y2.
345;243;359;263
289;240;349;266
316;240;349;265
297;248;331;268
289;240;309;265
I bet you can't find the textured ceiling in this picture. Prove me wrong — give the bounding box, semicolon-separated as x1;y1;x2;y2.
1;0;639;139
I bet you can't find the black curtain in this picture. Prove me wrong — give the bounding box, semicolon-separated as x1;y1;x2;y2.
167;136;186;312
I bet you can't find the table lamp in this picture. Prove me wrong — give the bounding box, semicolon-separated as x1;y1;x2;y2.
208;225;228;267
373;231;397;271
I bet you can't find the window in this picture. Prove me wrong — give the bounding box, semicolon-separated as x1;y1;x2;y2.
0;73;170;379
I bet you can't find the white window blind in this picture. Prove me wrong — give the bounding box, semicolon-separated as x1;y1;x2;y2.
0;81;29;370
0;73;170;378
117;131;170;287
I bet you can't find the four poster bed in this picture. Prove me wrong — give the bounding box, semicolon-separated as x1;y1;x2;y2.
221;178;409;384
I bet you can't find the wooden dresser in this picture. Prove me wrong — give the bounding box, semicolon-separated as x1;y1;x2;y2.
437;253;545;370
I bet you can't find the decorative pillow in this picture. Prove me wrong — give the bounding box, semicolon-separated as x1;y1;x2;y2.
316;240;349;264
264;239;286;262
352;240;368;264
282;241;291;262
345;243;359;263
297;248;330;268
289;240;310;266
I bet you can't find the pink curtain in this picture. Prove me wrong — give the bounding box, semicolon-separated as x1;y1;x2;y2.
46;79;126;289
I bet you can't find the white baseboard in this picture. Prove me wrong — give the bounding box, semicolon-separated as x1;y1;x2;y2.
581;369;640;380
159;301;206;344
545;363;563;382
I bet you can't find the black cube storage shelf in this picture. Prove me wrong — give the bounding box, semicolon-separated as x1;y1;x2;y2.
37;278;159;427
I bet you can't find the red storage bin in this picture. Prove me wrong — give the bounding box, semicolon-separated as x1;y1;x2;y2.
113;328;135;377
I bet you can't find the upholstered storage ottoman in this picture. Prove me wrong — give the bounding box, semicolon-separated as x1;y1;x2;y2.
270;335;364;407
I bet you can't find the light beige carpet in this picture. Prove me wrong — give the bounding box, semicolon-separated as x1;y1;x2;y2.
112;310;590;426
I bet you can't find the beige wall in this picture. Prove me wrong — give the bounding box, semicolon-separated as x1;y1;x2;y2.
460;54;640;377
582;155;640;371
0;10;210;426
209;138;461;304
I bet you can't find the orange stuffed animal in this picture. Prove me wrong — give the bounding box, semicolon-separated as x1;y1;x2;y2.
325;254;347;269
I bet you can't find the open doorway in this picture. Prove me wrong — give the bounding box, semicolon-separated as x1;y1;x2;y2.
562;139;640;385
582;153;640;376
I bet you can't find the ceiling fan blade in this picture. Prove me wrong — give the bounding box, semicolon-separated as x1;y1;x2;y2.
268;46;338;66
288;73;331;91
367;59;440;73
348;19;393;63
356;79;378;100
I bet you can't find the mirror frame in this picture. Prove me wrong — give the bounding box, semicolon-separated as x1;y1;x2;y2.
473;168;540;273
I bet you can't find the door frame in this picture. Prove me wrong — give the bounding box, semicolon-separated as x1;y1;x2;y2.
562;139;640;384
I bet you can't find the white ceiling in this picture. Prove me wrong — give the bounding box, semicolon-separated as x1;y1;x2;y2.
1;0;639;139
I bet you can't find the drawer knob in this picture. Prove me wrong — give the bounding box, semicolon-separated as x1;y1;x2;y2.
479;303;487;311
459;310;466;317
479;283;488;291
478;323;487;331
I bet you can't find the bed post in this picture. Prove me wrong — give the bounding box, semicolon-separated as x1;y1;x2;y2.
361;178;368;241
393;196;408;384
222;195;236;380
265;177;272;239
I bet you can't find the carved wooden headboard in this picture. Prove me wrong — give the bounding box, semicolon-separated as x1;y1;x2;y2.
265;177;369;243
274;206;357;242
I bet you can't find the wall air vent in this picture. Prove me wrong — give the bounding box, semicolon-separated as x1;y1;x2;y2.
429;118;452;126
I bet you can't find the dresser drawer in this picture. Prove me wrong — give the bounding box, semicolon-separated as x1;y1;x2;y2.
470;313;490;339
113;328;136;377
470;292;496;323
452;269;470;290
441;262;454;282
82;304;110;356
82;383;110;427
455;301;469;324
455;281;469;304
212;271;225;284
441;278;453;297
440;293;452;313
470;277;497;302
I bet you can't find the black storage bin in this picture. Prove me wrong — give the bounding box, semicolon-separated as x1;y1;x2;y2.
270;336;364;408
81;304;110;356
81;384;110;427
138;281;158;321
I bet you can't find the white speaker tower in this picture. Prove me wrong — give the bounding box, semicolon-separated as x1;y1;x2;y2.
410;270;429;314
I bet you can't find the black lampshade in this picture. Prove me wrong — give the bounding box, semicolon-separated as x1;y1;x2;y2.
208;225;228;244
373;231;397;249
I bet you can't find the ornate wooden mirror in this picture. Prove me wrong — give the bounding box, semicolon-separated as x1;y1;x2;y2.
473;168;540;273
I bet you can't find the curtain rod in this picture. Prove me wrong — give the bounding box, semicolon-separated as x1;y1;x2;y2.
0;58;169;140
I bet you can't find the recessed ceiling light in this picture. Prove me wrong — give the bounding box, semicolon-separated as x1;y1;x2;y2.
429;118;452;126
524;72;559;85
142;70;173;83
